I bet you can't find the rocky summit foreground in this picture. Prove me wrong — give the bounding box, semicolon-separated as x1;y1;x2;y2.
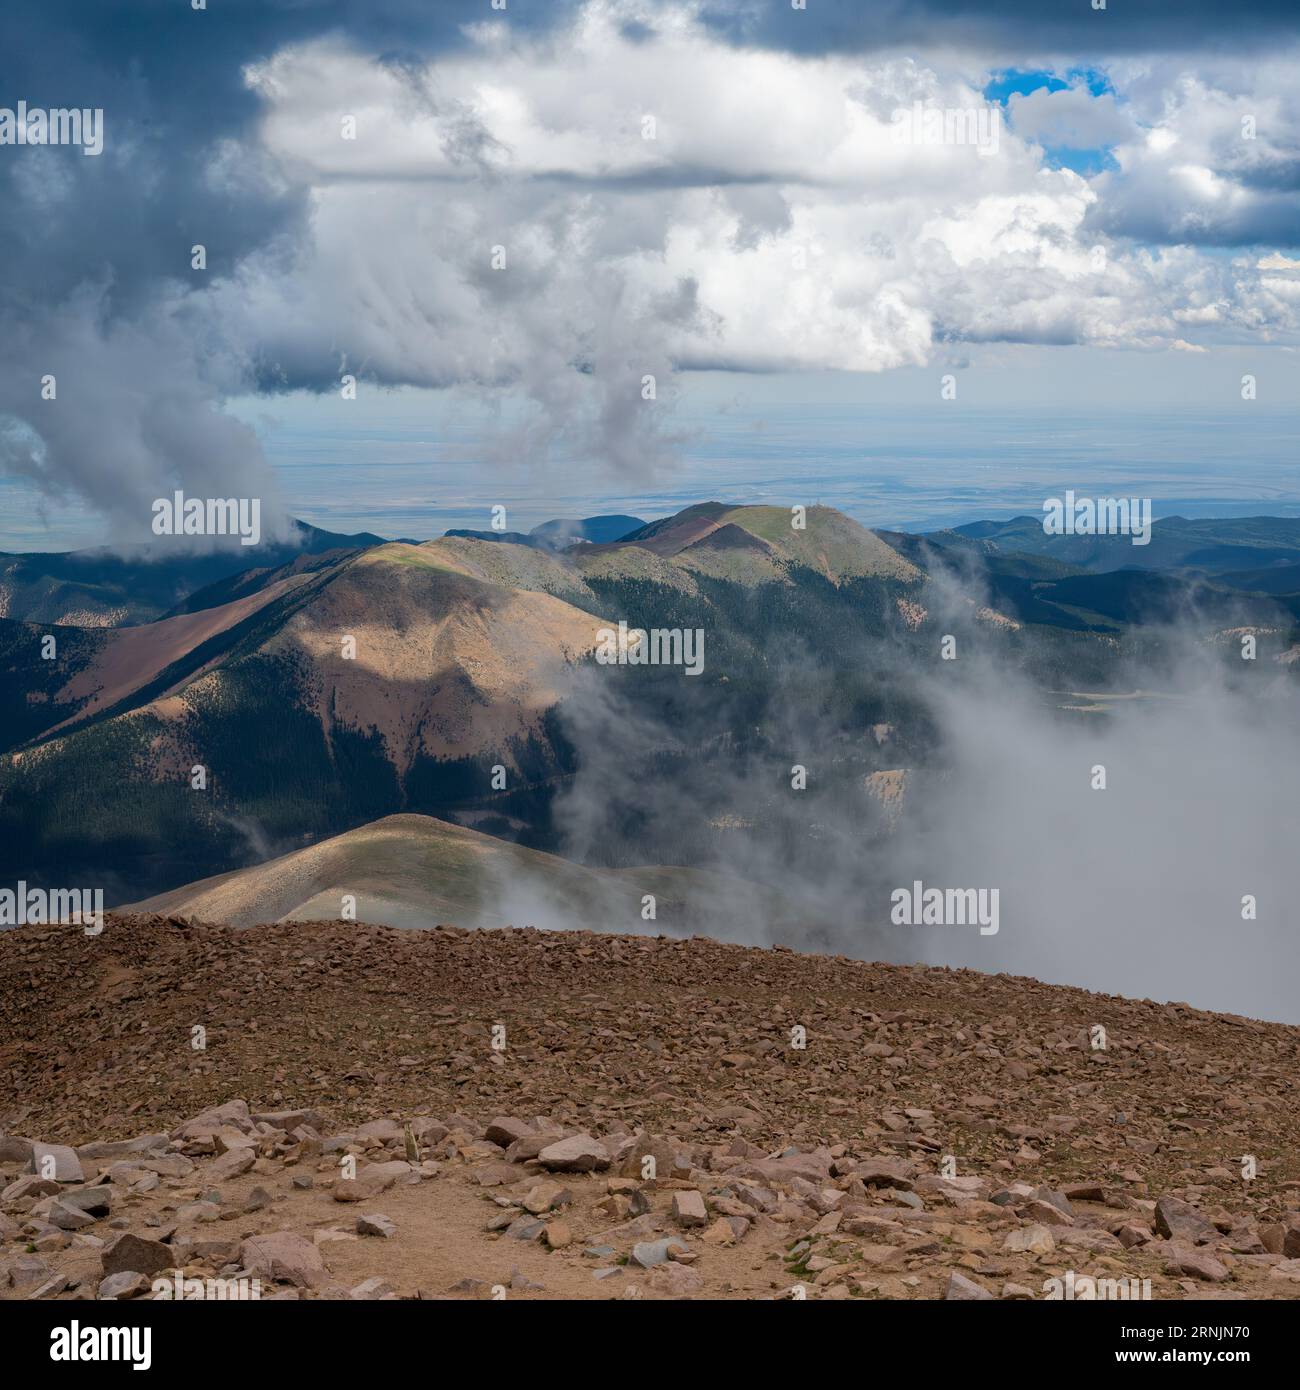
2;914;1299;1302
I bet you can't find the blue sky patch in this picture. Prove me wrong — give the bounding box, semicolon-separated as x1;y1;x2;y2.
985;67;1121;174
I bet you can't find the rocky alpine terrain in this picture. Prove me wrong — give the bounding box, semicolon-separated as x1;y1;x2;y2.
2;913;1300;1301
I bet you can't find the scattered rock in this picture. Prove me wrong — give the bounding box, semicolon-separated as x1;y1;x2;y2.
672;1191;708;1228
945;1272;994;1301
632;1238;689;1268
240;1232;331;1289
101;1233;173;1279
208;1147;256;1182
544;1221;572;1249
537;1136;610;1173
1155;1196;1215;1245
1163;1243;1230;1282
646;1262;704;1296
97;1271;150;1300
357;1213;397;1239
26;1143;83;1183
485;1117;534;1148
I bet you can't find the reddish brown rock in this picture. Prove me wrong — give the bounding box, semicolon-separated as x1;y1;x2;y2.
101;1233;173;1279
240;1232;331;1289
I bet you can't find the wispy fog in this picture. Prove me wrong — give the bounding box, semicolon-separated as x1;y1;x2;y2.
514;585;1300;1025
888;655;1300;1025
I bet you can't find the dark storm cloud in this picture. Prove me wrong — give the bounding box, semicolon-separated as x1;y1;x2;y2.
697;0;1299;58
0;1;582;543
2;1;1297;543
2;1;584;306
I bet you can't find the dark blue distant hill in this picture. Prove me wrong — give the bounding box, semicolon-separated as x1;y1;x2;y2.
446;514;646;550
0;519;386;627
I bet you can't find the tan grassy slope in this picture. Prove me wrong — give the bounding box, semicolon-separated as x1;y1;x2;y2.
260;548;611;768
123;812;769;935
12;503;917;767
592;504;922;584
12;544;617;779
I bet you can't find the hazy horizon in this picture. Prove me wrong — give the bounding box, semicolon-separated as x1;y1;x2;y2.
4;399;1298;551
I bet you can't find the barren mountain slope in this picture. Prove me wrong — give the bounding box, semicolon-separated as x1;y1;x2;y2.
261;546;610;768
2;917;1298;1301
584;504;921;586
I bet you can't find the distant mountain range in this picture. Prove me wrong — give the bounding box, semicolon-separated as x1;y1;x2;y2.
883;514;1300;630
0;520;386;627
1;504;1296;909
444;514;646;550
939;513;1300;575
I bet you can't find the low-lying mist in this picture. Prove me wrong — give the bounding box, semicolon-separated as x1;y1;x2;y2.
506;587;1300;1025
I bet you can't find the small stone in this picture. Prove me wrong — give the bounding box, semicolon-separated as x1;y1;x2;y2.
1;1175;61;1202
101;1233;173;1279
1280;1214;1300;1258
213;1129;256;1156
250;1108;326;1132
672;1191;708;1228
646;1262;703;1296
240;1232;331;1289
8;1255;53;1291
357;1213;397;1239
77;1135;168;1160
504;1217;546;1241
97;1271;150;1300
208;1148;255;1182
358;1160;413;1189
523;1181;572;1215
350;1277;396;1300
701;1217;737;1247
176;1201;221;1224
485;1117;534;1148
58;1187;112;1218
1155;1196;1215;1245
1002;1224;1055;1255
28;1273;72;1299
47;1200;96;1231
854;1158;916;1190
946;1272;994;1300
1163;1243;1230;1282
537;1135;610;1173
27;1143;83;1183
333;1177;384;1202
631;1237;688;1268
355;1119;403;1142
